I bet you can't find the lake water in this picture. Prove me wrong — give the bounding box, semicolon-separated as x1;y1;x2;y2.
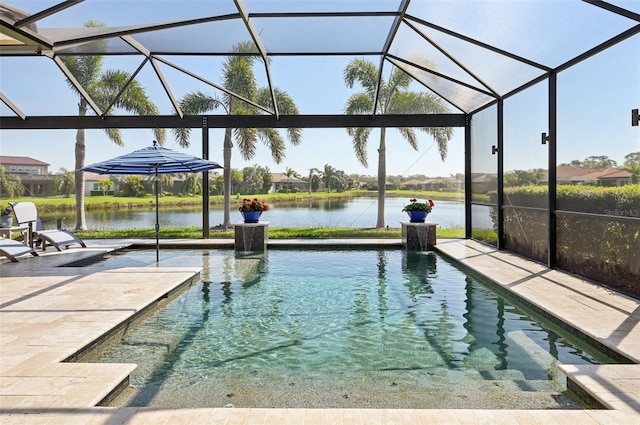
45;197;492;230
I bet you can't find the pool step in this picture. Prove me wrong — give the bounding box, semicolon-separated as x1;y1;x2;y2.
1;362;137;408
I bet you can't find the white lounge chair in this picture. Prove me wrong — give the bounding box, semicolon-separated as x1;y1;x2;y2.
9;202;86;252
0;237;38;262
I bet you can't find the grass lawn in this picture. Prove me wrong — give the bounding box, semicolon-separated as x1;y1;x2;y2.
76;226;469;239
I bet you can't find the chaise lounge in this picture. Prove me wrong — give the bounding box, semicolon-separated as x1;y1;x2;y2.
0;237;39;262
9;202;86;252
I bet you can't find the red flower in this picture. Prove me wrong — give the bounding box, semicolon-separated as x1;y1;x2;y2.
402;198;435;213
239;197;268;212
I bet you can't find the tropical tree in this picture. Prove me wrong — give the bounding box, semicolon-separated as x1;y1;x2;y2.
172;41;302;227
210;174;224;195
52;168;75;198
284;167;300;193
98;178;113;196
582;155;618;170
230;168;244;195
239;165;272;194
333;169;350;192
308;167;321;193
61;20;165;230
0;166;25;198
504;169;543;187
181;173;202;196
321;164;338;193
343;58;453;227
150;174;174;195
119;175;145;197
622;151;640;183
261;168;273;193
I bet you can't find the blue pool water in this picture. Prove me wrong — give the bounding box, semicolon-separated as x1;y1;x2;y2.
92;249;611;409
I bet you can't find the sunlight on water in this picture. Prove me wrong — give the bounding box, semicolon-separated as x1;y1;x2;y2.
93;249;611;409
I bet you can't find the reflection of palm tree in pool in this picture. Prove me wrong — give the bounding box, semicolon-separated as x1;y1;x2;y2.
402;252;436;297
462;277;508;370
400;252;464;369
127;254;214;406
376;250;389;319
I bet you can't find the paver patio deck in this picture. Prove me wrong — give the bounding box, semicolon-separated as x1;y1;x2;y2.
1;238;638;424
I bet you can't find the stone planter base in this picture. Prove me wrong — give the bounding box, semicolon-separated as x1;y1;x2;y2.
234;222;269;252
401;221;437;251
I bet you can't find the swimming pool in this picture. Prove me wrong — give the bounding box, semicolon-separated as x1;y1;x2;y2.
90;248;613;409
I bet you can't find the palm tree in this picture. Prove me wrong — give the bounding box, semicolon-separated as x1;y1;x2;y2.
0;166;25;198
261;167;273;193
230;168;244;195
284;167;299;193
343;58;453;228
210;174;224;195
173;41;302;227
151;174;174;195
321;164;338;193
181;173;202;195
61;20;165;230
53;168;76;198
308;167;321;193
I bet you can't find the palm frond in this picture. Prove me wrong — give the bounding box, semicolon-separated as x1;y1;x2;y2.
171;127;192;148
351;127;372;167
179;91;221;114
258;128;286;164
397;127;418;151
343;58;378;97
235;128;258;160
104;128;124;147
344;92;373;115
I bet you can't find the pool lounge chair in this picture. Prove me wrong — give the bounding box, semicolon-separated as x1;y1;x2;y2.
0;237;38;262
9;202;86;252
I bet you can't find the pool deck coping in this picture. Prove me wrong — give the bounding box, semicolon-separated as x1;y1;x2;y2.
0;238;638;424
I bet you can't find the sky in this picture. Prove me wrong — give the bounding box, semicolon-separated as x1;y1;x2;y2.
0;1;638;178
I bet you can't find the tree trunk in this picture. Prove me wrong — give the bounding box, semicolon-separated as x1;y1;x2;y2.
222;128;233;227
74;99;88;231
376;128;386;228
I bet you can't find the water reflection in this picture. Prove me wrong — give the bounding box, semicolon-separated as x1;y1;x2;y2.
43;197;487;229
95;249;608;409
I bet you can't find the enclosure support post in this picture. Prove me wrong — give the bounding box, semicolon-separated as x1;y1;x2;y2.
548;73;557;268
497;100;505;250
202;117;210;238
464;115;472;239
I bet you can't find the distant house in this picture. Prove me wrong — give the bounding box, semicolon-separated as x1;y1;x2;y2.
270;173;308;193
402;178;443;191
402;178;426;190
541;166;631;186
470;173;497;193
580;168;632;187
0;155;53;196
83;172;112;196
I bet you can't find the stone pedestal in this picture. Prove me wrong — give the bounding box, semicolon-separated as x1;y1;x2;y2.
234;222;269;252
401;221;437;251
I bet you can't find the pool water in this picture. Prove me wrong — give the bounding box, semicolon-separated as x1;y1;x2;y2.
91;249;612;409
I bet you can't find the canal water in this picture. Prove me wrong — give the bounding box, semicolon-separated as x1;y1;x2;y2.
42;197;491;230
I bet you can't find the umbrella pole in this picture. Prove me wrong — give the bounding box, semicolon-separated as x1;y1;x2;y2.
155;170;159;263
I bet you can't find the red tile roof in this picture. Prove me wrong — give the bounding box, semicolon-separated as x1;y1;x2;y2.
0;155;49;166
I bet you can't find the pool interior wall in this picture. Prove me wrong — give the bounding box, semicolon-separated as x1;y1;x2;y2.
69;248;621;410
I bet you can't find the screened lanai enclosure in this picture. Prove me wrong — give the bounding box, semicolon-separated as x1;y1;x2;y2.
1;1;639;295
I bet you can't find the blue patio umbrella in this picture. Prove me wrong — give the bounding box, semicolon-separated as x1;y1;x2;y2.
80;141;223;262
